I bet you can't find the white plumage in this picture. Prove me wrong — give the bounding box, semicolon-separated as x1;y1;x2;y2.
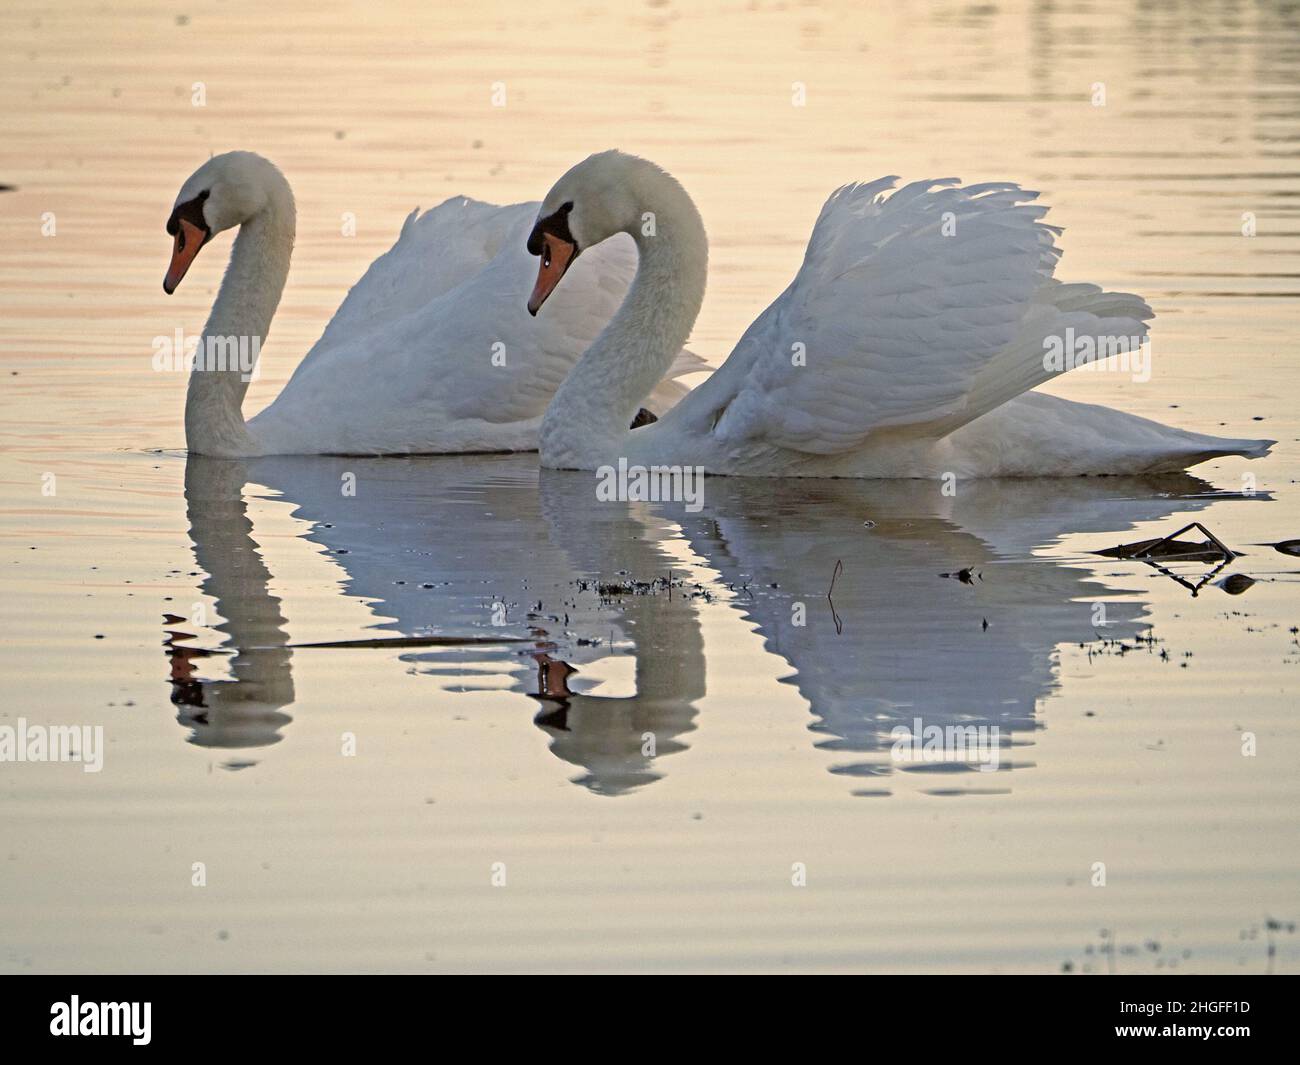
531;153;1272;477
250;200;699;455
166;152;701;457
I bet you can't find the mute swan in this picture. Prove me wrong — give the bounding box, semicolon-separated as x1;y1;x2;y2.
526;151;1273;477
163;151;701;457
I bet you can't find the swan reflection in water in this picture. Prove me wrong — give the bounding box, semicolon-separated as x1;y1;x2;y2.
171;453;703;789
662;476;1230;793
172;453;1237;793
169;457;294;751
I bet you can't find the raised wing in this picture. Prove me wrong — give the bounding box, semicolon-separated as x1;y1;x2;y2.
252;215;700;454
699;178;1070;455
306;197;537;359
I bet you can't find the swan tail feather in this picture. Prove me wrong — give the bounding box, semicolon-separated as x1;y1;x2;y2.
934;285;1273;471
937;280;1155;435
958;392;1273;476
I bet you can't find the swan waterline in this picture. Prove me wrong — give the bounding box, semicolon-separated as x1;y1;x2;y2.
161;151;703;457
526;151;1274;478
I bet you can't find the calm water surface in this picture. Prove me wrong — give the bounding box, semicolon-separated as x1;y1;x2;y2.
1;0;1298;972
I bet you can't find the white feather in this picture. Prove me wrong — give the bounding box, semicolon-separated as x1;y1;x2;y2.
536;153;1273;477
172;152;697;457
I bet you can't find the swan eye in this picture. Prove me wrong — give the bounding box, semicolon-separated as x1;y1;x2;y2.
542;243;552;268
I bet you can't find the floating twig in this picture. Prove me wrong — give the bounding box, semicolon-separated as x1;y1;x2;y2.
827;559;844;635
1095;521;1236;563
288;634;530;649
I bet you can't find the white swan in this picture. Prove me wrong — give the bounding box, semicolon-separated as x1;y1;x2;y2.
526;151;1273;477
163;151;702;457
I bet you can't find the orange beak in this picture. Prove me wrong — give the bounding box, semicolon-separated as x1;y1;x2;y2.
164;218;208;294
527;234;579;316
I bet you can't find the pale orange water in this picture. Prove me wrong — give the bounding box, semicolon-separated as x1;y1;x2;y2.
0;0;1297;973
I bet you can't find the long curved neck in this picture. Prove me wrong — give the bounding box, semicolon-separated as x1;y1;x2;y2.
540;172;707;468
185;203;294;456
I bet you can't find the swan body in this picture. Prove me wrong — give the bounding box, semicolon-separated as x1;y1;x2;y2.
527;152;1273;477
165;151;702;457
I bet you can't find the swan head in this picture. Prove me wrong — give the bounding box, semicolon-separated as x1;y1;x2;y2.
526;150;671;315
164;151;292;294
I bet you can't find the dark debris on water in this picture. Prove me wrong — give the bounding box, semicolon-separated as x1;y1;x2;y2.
576;572;715;604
